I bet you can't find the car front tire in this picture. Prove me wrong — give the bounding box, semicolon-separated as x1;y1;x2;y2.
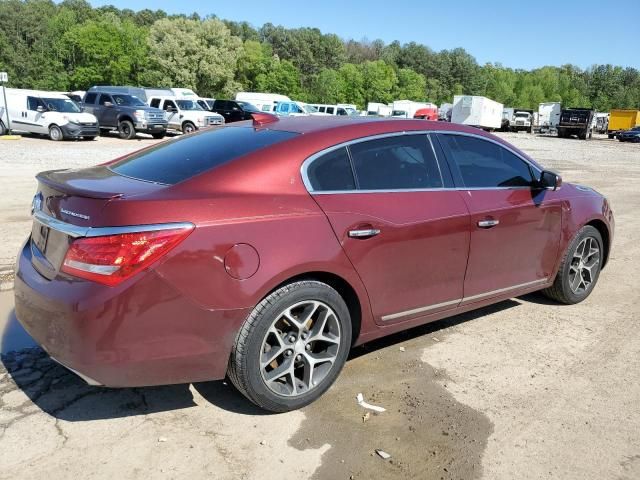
228;280;352;412
542;225;603;304
48;125;63;141
118;120;136;140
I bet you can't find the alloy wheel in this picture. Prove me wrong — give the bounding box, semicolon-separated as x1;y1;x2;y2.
260;300;341;397
569;236;600;294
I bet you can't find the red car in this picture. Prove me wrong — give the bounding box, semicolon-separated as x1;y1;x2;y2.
15;115;614;412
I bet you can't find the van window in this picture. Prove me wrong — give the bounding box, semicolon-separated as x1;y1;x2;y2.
307;147;356;191
349;134;444;190
27;97;44;111
163;100;177;111
327;107;335;115
337;108;347;116
84;92;97;104
150;98;161;108
110;127;299;185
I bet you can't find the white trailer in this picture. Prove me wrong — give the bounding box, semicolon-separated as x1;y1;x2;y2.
451;95;503;130
235;92;291;113
538;102;561;132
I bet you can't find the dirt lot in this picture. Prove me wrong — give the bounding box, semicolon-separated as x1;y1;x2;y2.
0;132;639;480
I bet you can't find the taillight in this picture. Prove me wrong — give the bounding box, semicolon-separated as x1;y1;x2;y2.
61;225;194;286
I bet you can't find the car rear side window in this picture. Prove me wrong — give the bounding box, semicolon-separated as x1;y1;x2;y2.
110;127;298;185
349;134;444;190
84;92;97;104
440;134;533;188
307;147;355;191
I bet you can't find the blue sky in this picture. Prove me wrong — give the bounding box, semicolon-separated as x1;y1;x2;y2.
87;0;639;70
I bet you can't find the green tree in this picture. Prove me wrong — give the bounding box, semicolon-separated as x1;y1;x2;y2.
394;68;426;101
146;17;242;96
63;13;148;89
360;60;397;104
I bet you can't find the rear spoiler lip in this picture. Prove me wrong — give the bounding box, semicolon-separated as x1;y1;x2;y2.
36;170;123;199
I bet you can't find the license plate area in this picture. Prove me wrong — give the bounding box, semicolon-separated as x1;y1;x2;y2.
32;222;50;254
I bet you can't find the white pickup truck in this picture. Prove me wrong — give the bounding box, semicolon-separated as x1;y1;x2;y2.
147;96;224;134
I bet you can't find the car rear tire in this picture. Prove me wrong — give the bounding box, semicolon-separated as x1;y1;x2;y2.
542;225;603;305
118;120;136;140
182;121;196;134
0;121;6;136
48;125;63;141
228;280;352;412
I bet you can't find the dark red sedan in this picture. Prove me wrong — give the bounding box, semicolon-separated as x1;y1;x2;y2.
15;115;614;412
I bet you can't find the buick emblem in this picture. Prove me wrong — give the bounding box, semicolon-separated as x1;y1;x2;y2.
31;192;43;215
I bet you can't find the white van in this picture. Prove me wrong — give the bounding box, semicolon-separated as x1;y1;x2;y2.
0;88;99;140
309;104;355;116
147;96;224;134
273;101;329;116
235;92;291;113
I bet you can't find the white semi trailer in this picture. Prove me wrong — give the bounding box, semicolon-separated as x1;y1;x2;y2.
538;102;561;132
451;95;503;130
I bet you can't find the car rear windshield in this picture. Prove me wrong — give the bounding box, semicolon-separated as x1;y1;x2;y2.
109;127;298;185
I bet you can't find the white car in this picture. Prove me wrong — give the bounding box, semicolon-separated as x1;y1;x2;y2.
148;96;224;133
0;88;99;140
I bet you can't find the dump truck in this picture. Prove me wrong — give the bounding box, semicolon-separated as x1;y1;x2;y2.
557;108;594;140
607;109;640;138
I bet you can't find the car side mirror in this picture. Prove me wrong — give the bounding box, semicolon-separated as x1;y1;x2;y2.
36;106;46;113
103;102;113;107
538;170;562;191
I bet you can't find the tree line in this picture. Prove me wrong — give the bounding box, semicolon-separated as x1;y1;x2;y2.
1;0;639;111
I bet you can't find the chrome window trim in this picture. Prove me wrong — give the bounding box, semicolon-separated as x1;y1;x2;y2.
33;210;193;238
300;129;542;194
380;278;549;322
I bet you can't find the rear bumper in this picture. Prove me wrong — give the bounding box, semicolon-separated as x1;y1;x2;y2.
14;240;250;387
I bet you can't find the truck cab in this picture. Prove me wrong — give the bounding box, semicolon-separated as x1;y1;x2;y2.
148;96;224;134
512;111;533;133
83;89;167;140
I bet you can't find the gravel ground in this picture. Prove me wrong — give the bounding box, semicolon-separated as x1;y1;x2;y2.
0;131;639;480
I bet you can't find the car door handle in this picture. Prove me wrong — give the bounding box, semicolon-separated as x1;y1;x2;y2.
477;219;500;228
348;228;381;238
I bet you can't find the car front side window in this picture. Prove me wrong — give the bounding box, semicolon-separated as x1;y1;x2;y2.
440;134;533;188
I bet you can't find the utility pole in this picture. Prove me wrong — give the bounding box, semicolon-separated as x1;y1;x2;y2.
0;72;11;135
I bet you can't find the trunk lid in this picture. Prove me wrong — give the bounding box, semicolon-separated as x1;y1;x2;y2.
30;166;165;280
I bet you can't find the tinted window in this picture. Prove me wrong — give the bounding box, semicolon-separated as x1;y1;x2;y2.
163;100;177;111
84;92;97;104
110;127;298;185
150;98;161;108
27;96;43;111
98;94;113;106
307;147;355;191
349;135;443;190
441;135;533;188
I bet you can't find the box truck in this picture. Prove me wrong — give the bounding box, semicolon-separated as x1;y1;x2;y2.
538;102;561;132
607;109;640;138
451;95;503;130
